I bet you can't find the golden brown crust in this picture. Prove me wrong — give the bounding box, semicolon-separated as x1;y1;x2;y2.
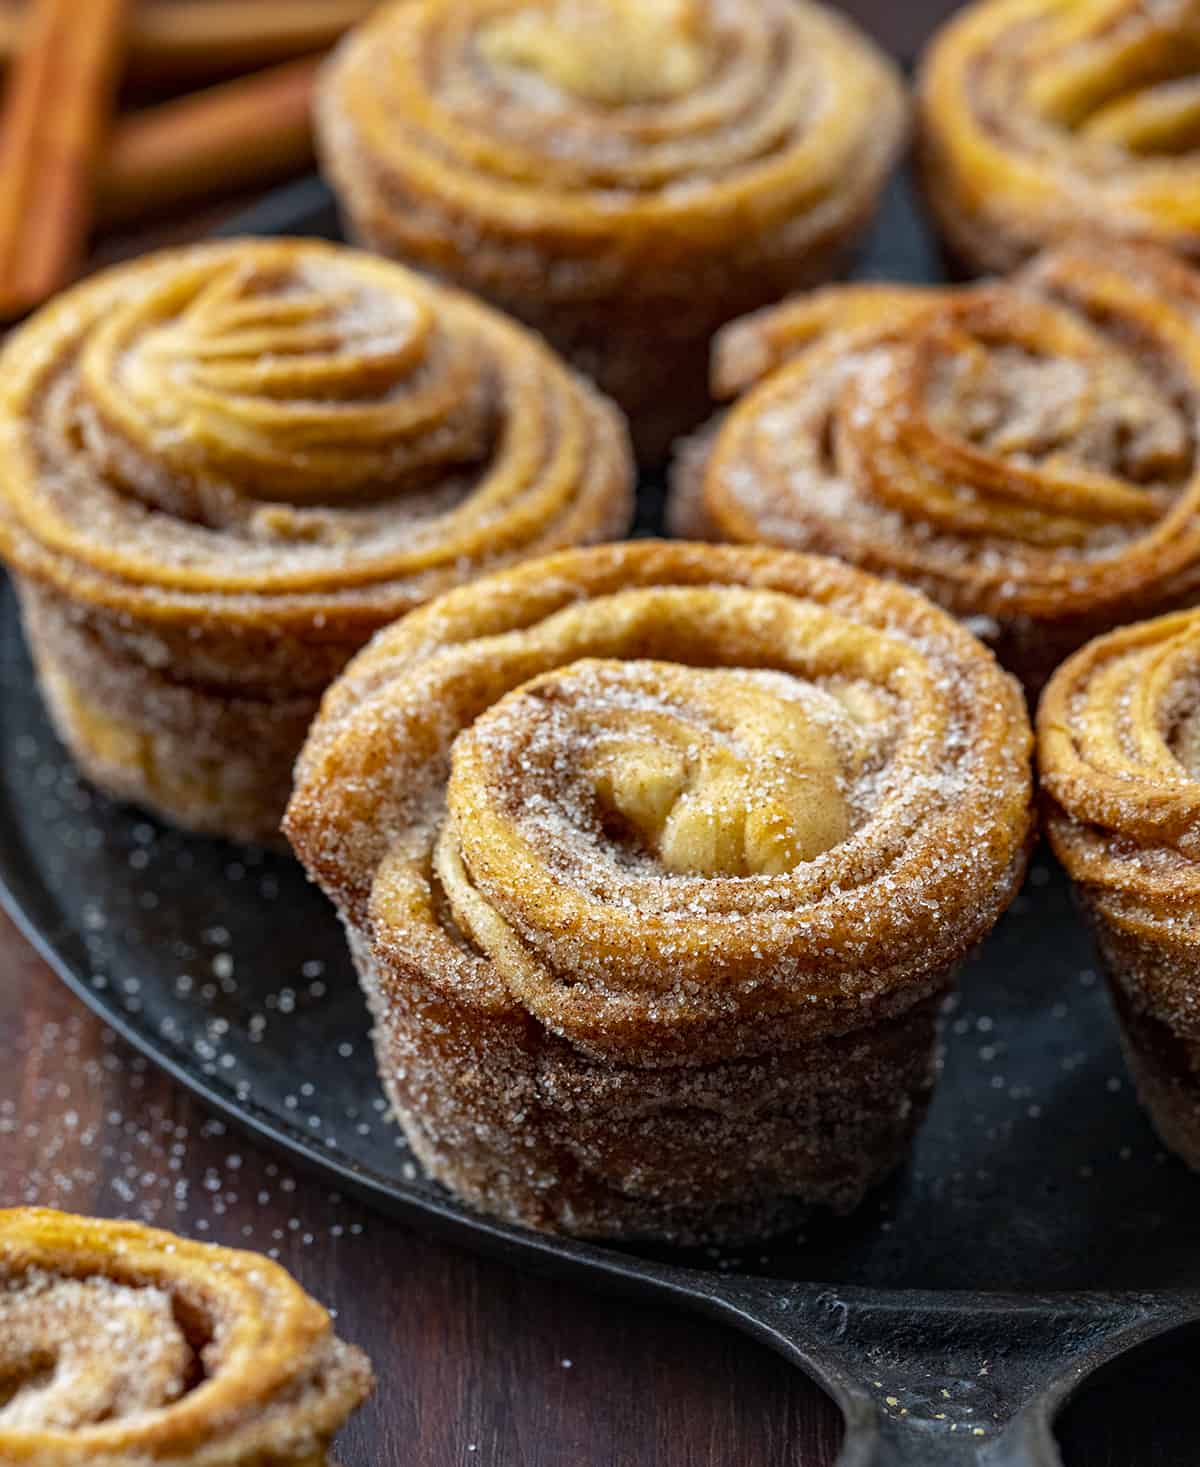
286;540;1034;1240
1039;608;1200;1166
0;236;633;841
673;241;1200;692
315;0;907;460
0;1208;373;1465
918;0;1200;274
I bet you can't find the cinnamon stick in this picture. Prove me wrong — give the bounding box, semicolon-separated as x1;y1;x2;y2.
96;55;323;228
0;1;374;84
0;0;131;320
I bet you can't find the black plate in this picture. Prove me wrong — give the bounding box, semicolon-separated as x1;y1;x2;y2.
3;173;1200;1467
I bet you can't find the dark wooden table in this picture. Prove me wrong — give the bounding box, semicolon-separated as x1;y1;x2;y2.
2;3;1198;1463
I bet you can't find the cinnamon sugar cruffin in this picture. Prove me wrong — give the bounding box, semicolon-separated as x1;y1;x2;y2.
918;0;1200;274
0;237;633;844
316;0;907;460
672;239;1200;692
1040;609;1200;1170
0;1208;372;1465
286;541;1034;1243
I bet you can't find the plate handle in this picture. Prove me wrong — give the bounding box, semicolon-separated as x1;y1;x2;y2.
684;1276;1200;1467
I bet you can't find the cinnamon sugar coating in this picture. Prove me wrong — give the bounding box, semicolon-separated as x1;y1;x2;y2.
671;241;1200;693
0;237;633;843
918;0;1200;274
0;1207;372;1465
286;541;1034;1242
315;0;907;461
1040;609;1200;1168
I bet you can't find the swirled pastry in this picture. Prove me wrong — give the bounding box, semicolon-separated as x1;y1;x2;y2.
672;239;1200;692
0;1207;372;1465
1040;610;1200;1169
286;541;1034;1243
919;0;1200;273
0;238;632;844
315;0;907;461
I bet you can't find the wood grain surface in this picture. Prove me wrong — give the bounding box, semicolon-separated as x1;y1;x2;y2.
0;3;1196;1464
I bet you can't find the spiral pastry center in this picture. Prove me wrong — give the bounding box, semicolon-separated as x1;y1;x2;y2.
843;294;1189;550
921;312;1184;490
80;248;493;512
479;0;707;104
0;1274;193;1430
450;659;866;879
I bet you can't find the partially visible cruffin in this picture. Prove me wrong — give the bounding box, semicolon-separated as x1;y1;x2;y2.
0;1207;373;1465
1041;608;1200;1169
